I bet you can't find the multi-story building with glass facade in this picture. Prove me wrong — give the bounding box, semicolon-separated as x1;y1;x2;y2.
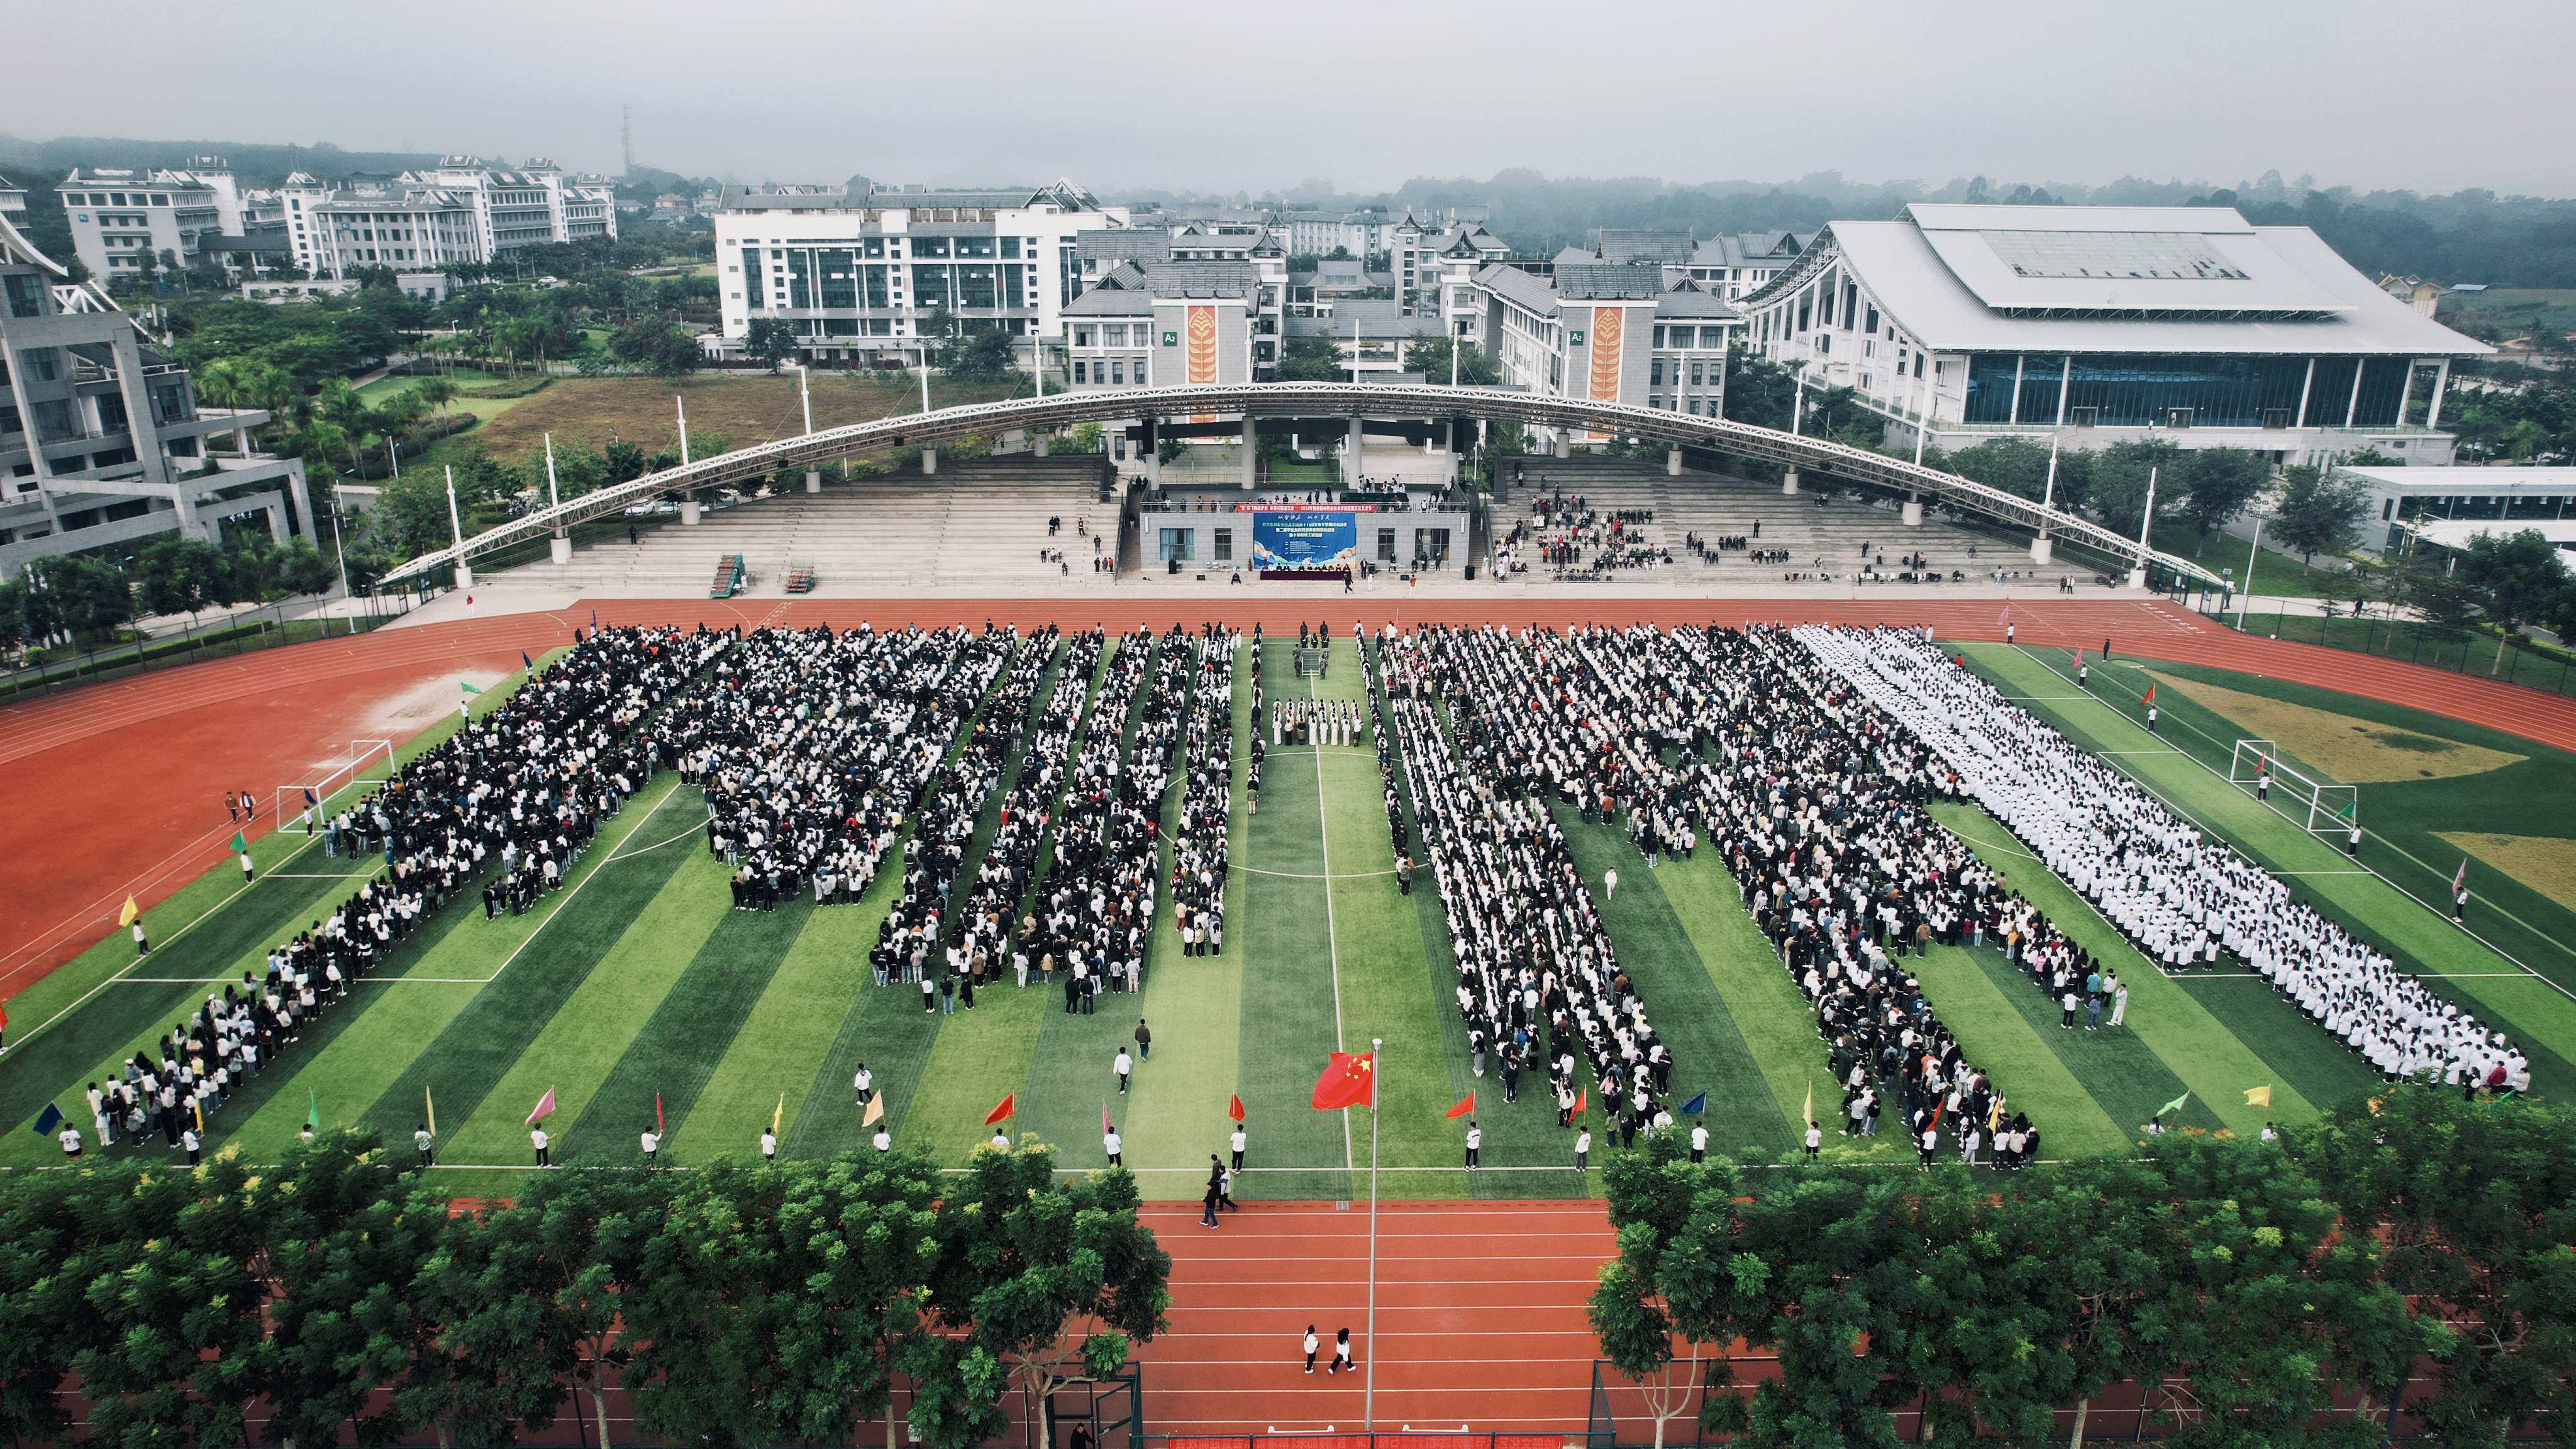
1741;204;2490;465
710;180;1134;368
1;214;313;573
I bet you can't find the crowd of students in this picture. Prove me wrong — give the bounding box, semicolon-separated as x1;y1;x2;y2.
72;625;727;1161
1168;630;1240;958
1801;626;2533;1096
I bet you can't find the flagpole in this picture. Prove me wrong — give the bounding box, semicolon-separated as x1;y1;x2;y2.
1366;1035;1380;1433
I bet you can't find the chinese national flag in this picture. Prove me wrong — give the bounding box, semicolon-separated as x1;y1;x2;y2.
983;1092;1016;1126
1309;1053;1376;1110
1228;1093;1246;1123
1574;1087;1589;1116
1445;1092;1475;1119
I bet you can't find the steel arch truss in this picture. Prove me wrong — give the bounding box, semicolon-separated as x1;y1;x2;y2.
380;382;2223;586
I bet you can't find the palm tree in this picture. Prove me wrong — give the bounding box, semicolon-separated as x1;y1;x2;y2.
415;375;460;421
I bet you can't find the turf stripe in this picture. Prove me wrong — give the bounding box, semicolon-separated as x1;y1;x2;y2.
557;889;810;1163
1316;655;1458;1200
690;876;904;1161
1642;846;1901;1163
1119;641;1250;1200
353;786;711;1161
1233;642;1357;1200
1904;946;2131;1158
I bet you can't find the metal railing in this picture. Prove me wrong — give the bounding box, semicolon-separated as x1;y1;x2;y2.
379;383;2226;587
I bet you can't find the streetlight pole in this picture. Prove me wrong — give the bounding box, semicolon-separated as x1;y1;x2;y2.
2238;516;2262;630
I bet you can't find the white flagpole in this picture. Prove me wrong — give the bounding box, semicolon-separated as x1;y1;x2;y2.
1366;1035;1381;1433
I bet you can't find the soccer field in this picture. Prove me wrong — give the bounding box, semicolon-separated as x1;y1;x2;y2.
3;627;2556;1199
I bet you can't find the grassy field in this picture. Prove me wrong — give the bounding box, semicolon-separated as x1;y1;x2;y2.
5;632;2546;1196
2438;287;2576;336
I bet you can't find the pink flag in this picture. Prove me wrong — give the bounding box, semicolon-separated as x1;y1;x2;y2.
1996;604;2011;627
1101;1100;1113;1136
526;1086;557;1125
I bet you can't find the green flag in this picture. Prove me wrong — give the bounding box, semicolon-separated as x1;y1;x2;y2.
2336;797;2357;820
2155;1090;2190;1119
460;680;483;696
231;831;250;854
306;1089;321;1132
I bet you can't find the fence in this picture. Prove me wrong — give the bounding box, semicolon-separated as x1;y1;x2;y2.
1168;1433;1565;1449
1575;1357;2563;1446
0;589;427;703
2190;595;2576;699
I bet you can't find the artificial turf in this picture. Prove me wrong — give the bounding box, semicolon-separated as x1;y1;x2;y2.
9;633;2550;1197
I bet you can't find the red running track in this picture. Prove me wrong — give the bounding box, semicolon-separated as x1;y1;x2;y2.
6;594;2570;1010
1131;1201;1616;1435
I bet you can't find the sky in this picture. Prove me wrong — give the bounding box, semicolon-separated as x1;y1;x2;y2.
9;0;2573;198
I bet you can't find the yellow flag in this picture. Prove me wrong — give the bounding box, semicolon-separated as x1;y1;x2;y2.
1801;1080;1813;1128
772;1093;786;1136
863;1094;885;1127
193;1100;204;1133
119;896;141;928
2244;1084;2272;1108
426;1088;437;1138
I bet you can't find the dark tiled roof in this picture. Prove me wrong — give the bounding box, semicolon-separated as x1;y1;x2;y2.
1556;263;1665;300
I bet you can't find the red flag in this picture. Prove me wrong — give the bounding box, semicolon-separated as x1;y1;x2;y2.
1101;1100;1113;1136
525;1087;556;1125
1310;1053;1376;1110
1575;1087;1589;1116
655;1093;664;1133
2143;684;2156;705
984;1092;1016;1126
1445;1092;1475;1119
1228;1093;1246;1123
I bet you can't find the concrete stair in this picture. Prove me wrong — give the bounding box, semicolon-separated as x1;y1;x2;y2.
1504;455;2028;584
489;455;1119;596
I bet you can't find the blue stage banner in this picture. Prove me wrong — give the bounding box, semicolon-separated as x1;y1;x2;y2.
1252;510;1360;571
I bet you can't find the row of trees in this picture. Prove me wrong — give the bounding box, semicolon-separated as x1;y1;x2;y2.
1592;1087;2575;1449
0;1134;1168;1449
0;537;338;654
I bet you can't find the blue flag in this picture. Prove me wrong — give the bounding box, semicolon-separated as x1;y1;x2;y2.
302;787;318;807
31;1102;63;1137
521;650;535;671
1679;1091;1708;1117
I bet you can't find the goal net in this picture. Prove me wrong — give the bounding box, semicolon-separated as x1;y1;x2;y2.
2228;739;2360;837
274;738;397;834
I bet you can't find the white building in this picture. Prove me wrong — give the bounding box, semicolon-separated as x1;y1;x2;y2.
1392;214;1509;333
56;160;247;277
1682;231;1810;300
2331;465;2576;557
1060;252;1289;389
395;157;616;255
710;179;1136;367
1474;261;1741;442
1741;204;2492;466
0;176;25;225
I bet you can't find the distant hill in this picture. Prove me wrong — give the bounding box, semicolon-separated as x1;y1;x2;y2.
0;135;454;186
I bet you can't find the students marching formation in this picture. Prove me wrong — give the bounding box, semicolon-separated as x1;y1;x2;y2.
1801;626;2533;1094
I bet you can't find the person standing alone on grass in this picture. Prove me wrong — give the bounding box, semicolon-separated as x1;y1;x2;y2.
1231;1121;1247;1170
1114;1047;1133;1094
415;1123;435;1169
2110;976;2129;1028
761;1129;777;1162
1135;1019;1152;1060
134;921;150;955
1104;1126;1122;1166
1603;867;1618;902
1805;1121;1822;1158
1464;1119;1481;1170
641;1128;660;1167
531;1126;550;1167
1574;1126;1591;1179
2146;704;2158;733
240;848;255;884
2456;886;2470;924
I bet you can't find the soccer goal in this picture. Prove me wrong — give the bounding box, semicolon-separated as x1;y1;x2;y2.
2228;739;2360;836
274;738;396;833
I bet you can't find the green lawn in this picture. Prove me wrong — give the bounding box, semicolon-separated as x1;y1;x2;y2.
9;631;2534;1193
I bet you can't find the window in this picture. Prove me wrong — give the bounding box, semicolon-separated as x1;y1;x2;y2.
1111;360;1124;385
4;274;42;319
1074;327;1096;347
1864;306;1879;335
1075;360;1088;384
19;347;60;382
1689;360;1704;387
1650;358;1665;386
1652;326;1666;348
1158;527;1194;562
1104;324;1126;347
1377;528;1397;562
1213;528;1233;562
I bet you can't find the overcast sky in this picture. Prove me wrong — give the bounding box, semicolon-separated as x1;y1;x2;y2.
11;0;2572;197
